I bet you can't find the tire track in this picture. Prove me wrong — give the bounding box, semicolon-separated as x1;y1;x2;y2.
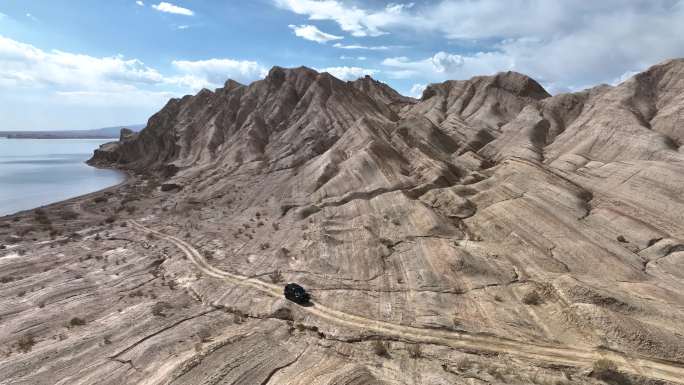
130;220;684;384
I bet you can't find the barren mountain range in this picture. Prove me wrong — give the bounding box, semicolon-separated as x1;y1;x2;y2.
0;125;144;139
1;59;684;385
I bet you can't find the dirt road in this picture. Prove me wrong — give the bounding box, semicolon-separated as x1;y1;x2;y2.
130;219;684;384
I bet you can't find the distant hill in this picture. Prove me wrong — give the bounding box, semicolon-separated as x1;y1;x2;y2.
0;124;145;139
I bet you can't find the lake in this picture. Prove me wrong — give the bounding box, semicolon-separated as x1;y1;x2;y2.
0;138;124;216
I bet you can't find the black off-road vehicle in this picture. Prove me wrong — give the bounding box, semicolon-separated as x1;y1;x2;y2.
284;283;310;304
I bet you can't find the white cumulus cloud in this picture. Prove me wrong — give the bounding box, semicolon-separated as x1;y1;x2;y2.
0;35;166;90
0;35;272;129
382;51;513;82
409;83;426;98
420;1;684;91
55;89;175;107
430;52;464;73
274;0;416;37
318;66;377;81
152;2;193;16
333;43;390;50
277;0;684;92
171;58;267;89
0;34;269;97
288;24;343;43
340;55;368;61
136;1;144;6
0;34;182;112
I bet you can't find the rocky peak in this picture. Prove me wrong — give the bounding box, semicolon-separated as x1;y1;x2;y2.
223;79;244;92
350;75;416;111
421;71;550;102
540;58;684;165
407;71;552;144
118;127;137;142
89;60;684;178
89;66;403;173
264;66;318;90
492;71;550;100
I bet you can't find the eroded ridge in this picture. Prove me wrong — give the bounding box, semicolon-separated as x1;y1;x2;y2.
130;219;684;384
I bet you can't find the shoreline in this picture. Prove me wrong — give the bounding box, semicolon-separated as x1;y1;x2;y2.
0;163;132;220
0;136;119;140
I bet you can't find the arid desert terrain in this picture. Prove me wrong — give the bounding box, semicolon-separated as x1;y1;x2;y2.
2;59;684;385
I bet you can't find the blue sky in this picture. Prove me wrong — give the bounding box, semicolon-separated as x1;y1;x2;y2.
1;0;683;130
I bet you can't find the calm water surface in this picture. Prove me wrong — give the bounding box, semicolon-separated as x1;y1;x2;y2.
0;138;124;216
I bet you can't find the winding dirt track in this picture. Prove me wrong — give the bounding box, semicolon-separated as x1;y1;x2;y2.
130;220;684;384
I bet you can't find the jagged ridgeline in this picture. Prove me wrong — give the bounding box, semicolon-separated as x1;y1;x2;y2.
52;60;684;383
91;60;683;205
